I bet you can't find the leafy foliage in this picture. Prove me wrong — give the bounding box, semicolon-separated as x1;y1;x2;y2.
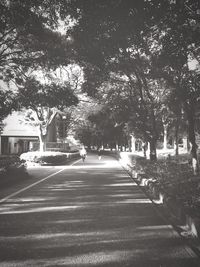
67;0;200;162
0;88;16;132
0;0;77;130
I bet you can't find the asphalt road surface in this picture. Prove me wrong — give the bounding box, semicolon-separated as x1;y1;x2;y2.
0;153;199;267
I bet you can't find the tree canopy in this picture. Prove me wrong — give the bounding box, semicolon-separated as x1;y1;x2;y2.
1;0;200;170
67;0;200;167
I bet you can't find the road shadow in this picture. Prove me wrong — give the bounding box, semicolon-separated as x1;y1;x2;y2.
0;158;199;266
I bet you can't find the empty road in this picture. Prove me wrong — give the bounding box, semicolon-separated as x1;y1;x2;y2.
0;153;199;267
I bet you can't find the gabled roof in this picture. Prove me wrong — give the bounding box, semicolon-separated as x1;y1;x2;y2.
1;112;39;137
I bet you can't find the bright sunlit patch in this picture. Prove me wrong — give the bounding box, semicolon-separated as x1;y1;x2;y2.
57;161;121;170
119;158;131;166
104;161;121;167
114;174;129;178
48;218;94;224
0;250;135;267
5;197;55;203
59;250;134;265
76;171;88;174
49;184;89;189
0;205;82;214
115;199;152;204
71;180;84;183
137;225;172;230
0;230;121;242
105;183;136;187
109;194;140;198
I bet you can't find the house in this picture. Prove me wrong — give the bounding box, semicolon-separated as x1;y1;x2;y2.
0;110;82;155
0;111;58;155
0;112;38;155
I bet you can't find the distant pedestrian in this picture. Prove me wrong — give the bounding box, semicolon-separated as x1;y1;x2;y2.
80;146;87;162
98;148;102;160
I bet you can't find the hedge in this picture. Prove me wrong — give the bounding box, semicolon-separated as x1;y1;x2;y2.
127;154;200;218
20;151;80;165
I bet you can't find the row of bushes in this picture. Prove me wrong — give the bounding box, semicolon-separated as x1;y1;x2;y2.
110;151;200;238
126;155;200;217
118;153;200;238
20;150;80;165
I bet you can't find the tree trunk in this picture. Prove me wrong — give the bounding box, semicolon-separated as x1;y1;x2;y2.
174;118;180;156
115;142;119;151
149;109;158;161
149;138;157;161
174;139;179;156
163;124;168;151
39;125;46;152
130;135;135;152
39;135;46;152
146;142;150;159
187;105;199;175
142;142;147;158
149;105;158;161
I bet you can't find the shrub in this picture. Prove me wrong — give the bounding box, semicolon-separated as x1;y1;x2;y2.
133;156;193;184
20;151;80;165
0;155;27;178
132;155;200;216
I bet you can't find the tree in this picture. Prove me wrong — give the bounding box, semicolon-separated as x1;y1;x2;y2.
0;0;78;132
65;0;173;159
0;88;16;132
152;0;200;173
75;122;95;149
56;111;73;141
16;77;78;151
0;0;76;82
67;0;200;166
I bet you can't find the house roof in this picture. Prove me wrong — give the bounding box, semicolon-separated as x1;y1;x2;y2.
1;112;39;137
